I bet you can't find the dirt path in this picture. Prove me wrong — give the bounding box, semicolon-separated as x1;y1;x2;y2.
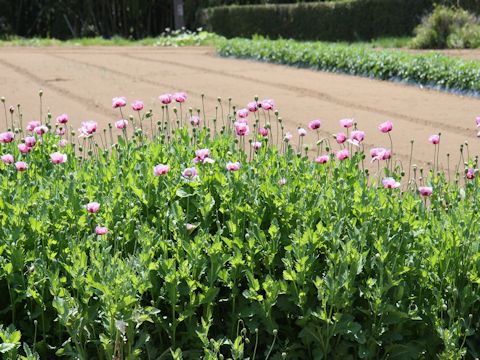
0;46;479;171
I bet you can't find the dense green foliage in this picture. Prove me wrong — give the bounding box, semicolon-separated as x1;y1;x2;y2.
0;97;480;358
412;5;480;49
217;37;480;94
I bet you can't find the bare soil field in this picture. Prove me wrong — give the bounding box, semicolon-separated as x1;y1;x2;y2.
0;46;479;170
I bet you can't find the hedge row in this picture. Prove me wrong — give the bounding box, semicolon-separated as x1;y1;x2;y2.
216;37;480;94
203;0;480;41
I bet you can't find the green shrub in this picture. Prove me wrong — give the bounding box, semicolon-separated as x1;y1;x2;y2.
412;5;480;48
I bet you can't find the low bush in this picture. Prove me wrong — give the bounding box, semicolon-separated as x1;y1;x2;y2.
216;37;480;94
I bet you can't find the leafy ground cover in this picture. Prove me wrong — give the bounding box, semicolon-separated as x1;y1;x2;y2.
217;37;480;95
0;94;480;359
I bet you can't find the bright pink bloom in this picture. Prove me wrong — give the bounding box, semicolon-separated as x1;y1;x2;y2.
115;119;128;130
335;132;346;144
85;202;100;213
378;120;393;133
226;161;240;171
131;100;144;111
159;94;173;104
34;125;49;136
476;116;480;128
419;186;433;197
308;119;321;130
348;130;365;146
153;164;170;176
95;226;109;235
18;143;31;154
190;115;200;127
237;108;249;119
193;149;211;164
1;154;14;164
56;127;66;136
173;92;187;103
58;139;67;148
284;132;292;142
340;118;354;128
182;167;199;179
79;121;97;137
370;148;391;162
56;113;69;124
50;152;67;164
247;102;258;112
112;97;127;109
234;122;249;136
252;141;262;151
15;161;27;171
315;155;329;164
26;121;41;132
466;168;476;180
382;177;400;189
0;131;14;143
429;134;440;145
258;127;269;137
298;128;307;137
336;149;350;161
260;99;274;110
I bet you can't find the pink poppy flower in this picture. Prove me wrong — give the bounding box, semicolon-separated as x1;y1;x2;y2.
336;149;350;161
58;139;67;148
26;121;41;132
18;143;31;154
159;93;173;104
131;100;144;111
85;202;100;213
193;149;211;164
284;132;292;142
258;127;269;137
382;177;400;189
15;161;27;171
115;119;128;130
237;108;249;119
247;101;258;112
340;118;354;128
348;130;365;146
315;155;329;164
252;141;262;151
0;131;14;143
173;92;187;103
476;116;480;128
56;113;69;124
95;226;109;235
466;168;476;180
260;99;274;110
419;186;433;197
186;223;195;231
112;97;127;109
234;122;249;136
429;134;440;145
370;148;391;162
190;115;200;127
153;164;170;176
182;167;199;179
50;152;67;164
278;178;287;186
34;125;49;136
79;121;97;137
308;119;321;130
335;132;346;144
56;127;66;136
378;120;393;133
1;154;14;164
298;128;307;137
226;161;240;172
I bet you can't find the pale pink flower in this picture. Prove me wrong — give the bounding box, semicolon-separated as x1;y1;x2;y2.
190;115;200;127
56;127;66;136
429;134;440;145
370;148;391;162
348;130;365;146
56;113;69;125
234;122;249;136
112;97;127;109
382;177;400;189
284;132;292;142
15;161;27;171
186;223;195;231
34;125;49;136
252;141;262;151
278;178;287;186
159;93;172;104
237;108;249;119
0;131;14;143
476;116;480;128
26;121;41;132
308;119;321;130
95;226;109;235
193;149;211;164
85;202;100;213
18;143;31;154
247;101;258;112
378;120;393;133
58;139;67;148
260;99;274;110
336;149;350;161
315;155;329;164
226;161;240;172
173;92;187;103
335;132;346;144
50;152;67;164
419;186;433;197
298;128;307;137
1;154;14;164
131;100;144;111
258;127;269;137
182;167;199;179
153;164;170;176
115;119;128;130
466;168;476;180
340;118;354;128
79;121;97;137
